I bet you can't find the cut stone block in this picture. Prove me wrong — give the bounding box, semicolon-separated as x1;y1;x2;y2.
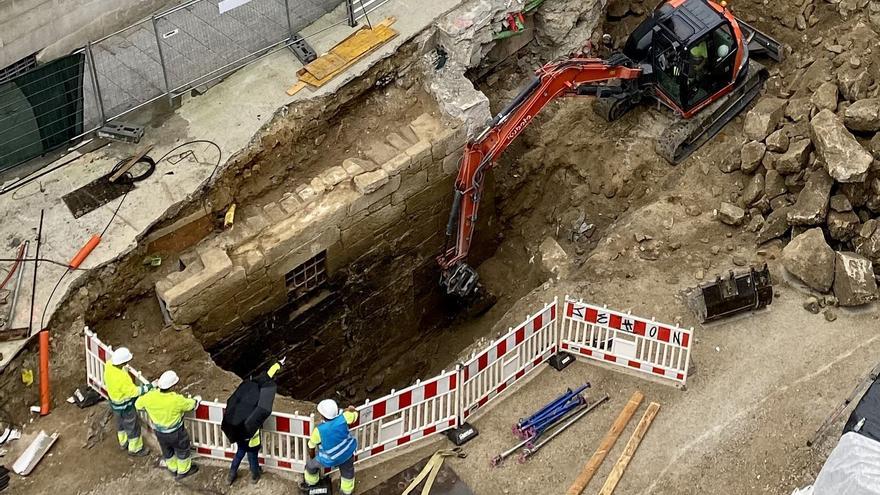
354;169;390;195
833;251;879;306
320;166;350;187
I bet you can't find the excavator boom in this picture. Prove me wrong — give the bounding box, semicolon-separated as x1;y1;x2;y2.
438;57;642;296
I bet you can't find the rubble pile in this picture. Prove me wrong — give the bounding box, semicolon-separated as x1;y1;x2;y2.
719;23;880;307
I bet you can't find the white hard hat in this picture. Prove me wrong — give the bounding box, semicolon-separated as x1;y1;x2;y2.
157;370;179;390
317;399;340;419
111;347;133;366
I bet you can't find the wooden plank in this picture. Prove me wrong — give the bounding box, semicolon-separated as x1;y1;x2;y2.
286;81;307;97
109;145;153;183
297;27;398;88
294;17;398;86
597;401;661;495
566;391;644;495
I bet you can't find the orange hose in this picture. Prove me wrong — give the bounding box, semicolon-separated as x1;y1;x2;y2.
39;330;50;415
69;235;101;269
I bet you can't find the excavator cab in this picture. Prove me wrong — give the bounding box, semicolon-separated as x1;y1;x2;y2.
642;0;745;116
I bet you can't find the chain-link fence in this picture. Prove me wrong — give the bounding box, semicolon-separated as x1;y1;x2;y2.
0;0;393;173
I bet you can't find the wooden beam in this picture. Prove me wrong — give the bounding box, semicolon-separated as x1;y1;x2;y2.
597;401;661;495
109;145;153;183
566;391;644;495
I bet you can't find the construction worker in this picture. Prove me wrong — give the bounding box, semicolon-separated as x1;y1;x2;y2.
303;399;358;495
104;347;151;456
223;359;285;485
135;370;201;479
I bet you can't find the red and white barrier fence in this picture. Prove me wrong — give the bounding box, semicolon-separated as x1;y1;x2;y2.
560;296;693;388
351;369;459;463
83;294;690;474
459;298;558;420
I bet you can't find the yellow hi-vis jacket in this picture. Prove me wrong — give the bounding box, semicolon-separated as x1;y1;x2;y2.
135;389;196;433
104;362;150;411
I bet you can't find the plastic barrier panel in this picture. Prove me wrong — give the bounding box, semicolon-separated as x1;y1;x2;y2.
351;370;458;463
189;402;313;472
560;296;692;387
459;298;558;420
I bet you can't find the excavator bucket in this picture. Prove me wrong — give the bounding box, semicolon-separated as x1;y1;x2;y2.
688;264;773;323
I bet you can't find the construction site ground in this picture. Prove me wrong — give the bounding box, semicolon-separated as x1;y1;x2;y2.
3;0;880;493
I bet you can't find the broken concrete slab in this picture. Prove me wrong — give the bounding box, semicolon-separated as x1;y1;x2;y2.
833;251;879;306
810;109;873;183
744;97;788;141
782;227;836;292
787;168;833;226
843;98;880;132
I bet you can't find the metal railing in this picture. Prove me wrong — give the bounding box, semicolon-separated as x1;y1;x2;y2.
0;0;392;173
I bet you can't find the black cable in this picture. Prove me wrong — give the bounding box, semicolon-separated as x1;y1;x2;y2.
39;269;69;331
100;190;129;238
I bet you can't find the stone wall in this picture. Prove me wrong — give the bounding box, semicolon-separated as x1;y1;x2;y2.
155;112;497;399
0;0;181;68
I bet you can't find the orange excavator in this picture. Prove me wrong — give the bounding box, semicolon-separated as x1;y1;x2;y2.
439;0;782;297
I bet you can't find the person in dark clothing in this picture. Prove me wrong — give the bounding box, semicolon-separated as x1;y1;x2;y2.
223;359;284;485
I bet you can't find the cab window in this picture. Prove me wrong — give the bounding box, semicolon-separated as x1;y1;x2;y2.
684;24;737;107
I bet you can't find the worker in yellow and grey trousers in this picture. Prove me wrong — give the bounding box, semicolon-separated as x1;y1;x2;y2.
135;370;202;479
104;347;152;456
303;399;359;495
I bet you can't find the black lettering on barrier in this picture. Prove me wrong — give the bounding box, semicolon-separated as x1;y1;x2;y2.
597;312;609;325
672;331;682;346
648;325;659;339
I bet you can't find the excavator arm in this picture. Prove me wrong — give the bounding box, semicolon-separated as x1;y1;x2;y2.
438;56;643;297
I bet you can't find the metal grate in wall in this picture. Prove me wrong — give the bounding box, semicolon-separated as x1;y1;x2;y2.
0;53;38;85
285;250;328;305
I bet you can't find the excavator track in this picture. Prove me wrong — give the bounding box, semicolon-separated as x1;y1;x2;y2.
656;60;769;164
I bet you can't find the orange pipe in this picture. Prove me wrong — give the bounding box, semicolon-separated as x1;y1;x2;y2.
39;330;50;415
69;235;101;270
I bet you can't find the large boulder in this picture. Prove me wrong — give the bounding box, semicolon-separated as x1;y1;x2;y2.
811;82;838;113
843;98;880;132
774;138;811;175
786;97;814;122
766;129;790;153
832;251;879;306
787;168;833;226
741;141;766;174
782;228;836;292
811;109;874;183
744;97;788;141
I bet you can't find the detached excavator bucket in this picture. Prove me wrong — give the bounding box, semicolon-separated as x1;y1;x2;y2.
689;264;773;323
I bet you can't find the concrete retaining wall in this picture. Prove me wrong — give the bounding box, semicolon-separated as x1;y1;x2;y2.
0;0;180;68
154;112;494;398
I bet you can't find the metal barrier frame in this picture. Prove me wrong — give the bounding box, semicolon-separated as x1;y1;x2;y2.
560;296;693;388
83;293;687;474
459;298;558;421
